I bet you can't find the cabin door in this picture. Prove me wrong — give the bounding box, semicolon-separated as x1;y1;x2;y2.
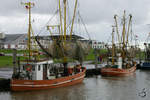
8;44;10;49
43;64;48;80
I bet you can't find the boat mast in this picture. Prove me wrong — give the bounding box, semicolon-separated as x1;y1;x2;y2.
112;26;115;65
59;0;63;38
28;2;32;60
126;14;132;45
22;2;34;60
64;0;67;41
114;15;121;48
122;10;126;60
70;0;78;40
63;0;67;64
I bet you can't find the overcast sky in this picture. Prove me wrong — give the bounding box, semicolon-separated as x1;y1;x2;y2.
0;0;150;44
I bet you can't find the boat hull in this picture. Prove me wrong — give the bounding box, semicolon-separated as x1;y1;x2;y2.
139;62;150;69
101;65;136;77
11;68;86;91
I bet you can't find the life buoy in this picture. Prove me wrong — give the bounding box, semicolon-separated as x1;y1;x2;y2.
26;64;32;72
76;65;82;72
68;67;73;74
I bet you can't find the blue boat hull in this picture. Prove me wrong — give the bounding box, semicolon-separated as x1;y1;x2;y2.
140;62;150;69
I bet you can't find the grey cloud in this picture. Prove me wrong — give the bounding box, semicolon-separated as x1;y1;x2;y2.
0;0;150;42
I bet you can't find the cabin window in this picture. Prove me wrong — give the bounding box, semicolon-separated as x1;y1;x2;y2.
49;64;52;68
23;65;25;70
38;65;41;71
48;64;51;69
32;65;35;71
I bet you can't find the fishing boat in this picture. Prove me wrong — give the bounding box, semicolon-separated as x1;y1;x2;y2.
11;0;89;91
101;64;136;77
139;42;150;69
11;59;86;91
101;11;137;77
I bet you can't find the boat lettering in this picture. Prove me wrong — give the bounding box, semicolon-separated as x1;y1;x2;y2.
24;82;34;84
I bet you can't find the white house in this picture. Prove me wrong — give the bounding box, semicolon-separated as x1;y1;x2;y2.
3;34;28;49
0;33;51;50
92;40;106;49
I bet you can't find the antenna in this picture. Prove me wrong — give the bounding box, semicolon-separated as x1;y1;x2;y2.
21;2;35;8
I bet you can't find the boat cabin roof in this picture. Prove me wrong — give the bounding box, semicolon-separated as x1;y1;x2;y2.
20;59;53;65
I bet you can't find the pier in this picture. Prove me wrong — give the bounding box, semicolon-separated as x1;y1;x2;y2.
0;79;10;91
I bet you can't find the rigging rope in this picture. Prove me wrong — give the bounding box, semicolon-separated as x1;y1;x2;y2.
78;12;91;40
37;9;59;36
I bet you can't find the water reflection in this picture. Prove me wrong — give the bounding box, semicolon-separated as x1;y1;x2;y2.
1;70;150;100
11;83;86;100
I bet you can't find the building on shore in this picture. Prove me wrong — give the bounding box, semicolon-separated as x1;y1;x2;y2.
0;33;27;49
0;33;88;50
0;33;5;49
92;40;106;49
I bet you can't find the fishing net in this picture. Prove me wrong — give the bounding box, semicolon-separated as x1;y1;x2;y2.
45;40;91;62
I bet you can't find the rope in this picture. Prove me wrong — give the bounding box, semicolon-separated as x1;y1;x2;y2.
78;12;91;40
38;9;59;36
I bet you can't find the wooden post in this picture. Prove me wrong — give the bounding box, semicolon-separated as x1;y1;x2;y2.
13;49;17;76
138;48;141;64
18;57;20;73
94;48;98;69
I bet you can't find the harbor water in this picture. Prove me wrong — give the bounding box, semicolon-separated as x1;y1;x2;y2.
0;65;150;100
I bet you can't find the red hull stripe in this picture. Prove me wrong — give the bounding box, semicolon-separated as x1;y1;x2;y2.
101;66;136;76
101;69;135;74
11;75;85;87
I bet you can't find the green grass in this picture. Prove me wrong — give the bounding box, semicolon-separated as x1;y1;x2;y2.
85;49;108;61
0;78;4;80
0;49;46;67
0;56;13;67
85;49;95;61
0;56;32;68
0;49;13;54
0;49;27;54
137;51;146;60
0;55;50;68
1;48;144;67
